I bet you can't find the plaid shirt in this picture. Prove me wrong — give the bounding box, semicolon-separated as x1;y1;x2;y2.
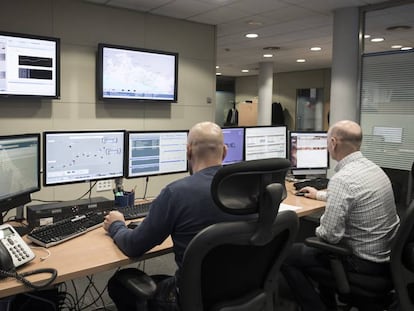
316;151;400;262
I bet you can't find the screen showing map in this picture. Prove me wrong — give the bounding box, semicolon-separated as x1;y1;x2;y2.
43;131;125;186
98;44;178;102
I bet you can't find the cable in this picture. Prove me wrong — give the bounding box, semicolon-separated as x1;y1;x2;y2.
143;176;149;199
30;246;52;261
75;181;97;201
0;268;57;290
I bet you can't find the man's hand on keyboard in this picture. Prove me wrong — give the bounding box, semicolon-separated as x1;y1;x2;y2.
104;211;126;232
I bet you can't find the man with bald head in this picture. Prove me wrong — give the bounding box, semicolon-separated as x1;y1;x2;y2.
281;120;400;311
104;121;244;310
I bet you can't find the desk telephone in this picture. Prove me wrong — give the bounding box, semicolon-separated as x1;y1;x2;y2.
0;224;57;289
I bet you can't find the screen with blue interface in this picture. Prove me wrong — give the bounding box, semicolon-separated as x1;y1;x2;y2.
244;126;287;161
289;131;328;175
43;131;125;186
126;131;188;178
222;127;245;165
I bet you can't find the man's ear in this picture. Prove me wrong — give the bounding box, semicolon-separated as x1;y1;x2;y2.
222;144;228;160
186;145;192;160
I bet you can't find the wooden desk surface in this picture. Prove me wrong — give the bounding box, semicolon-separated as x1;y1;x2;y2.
0;182;324;298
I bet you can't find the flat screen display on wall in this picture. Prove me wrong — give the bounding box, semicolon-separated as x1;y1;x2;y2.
97;43;178;102
0;31;60;98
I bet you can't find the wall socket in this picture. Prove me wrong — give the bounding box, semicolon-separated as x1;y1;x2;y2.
96;180;112;192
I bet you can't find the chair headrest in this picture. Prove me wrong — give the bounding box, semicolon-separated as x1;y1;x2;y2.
211;158;291;215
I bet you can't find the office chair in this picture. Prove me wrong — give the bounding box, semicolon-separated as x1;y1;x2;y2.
304;200;414;311
391;199;414;311
111;158;299;311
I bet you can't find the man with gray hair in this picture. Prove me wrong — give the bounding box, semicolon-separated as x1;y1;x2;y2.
282;120;400;310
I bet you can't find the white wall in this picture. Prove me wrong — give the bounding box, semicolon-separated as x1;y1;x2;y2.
0;0;216;202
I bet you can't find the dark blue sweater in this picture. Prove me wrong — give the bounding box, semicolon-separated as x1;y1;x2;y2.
108;165;244;278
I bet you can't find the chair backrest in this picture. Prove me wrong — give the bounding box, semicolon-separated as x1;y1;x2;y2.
178;158;299;311
391;200;414;311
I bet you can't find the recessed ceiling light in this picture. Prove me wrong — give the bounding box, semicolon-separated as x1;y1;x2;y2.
401;46;413;50
364;34;371;39
216;72;222;76
216;65;220;69
245;33;258;38
310;47;321;51
263;54;273;58
241;69;249;73
391;45;403;49
296;59;306;63
371;37;384;42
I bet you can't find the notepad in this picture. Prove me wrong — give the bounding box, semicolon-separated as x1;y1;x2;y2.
279;203;301;212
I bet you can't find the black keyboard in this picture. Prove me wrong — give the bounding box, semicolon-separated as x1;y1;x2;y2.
293;177;329;190
118;201;152;220
27;211;105;248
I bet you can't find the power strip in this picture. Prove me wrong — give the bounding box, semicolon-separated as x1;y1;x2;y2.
97;180;112;192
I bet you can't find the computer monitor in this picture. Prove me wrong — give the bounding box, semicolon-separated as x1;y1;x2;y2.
97;43;178;102
0;134;40;223
0;31;60;98
126;130;188;178
289;131;329;177
244;126;287;161
43;130;125;186
222;127;245;165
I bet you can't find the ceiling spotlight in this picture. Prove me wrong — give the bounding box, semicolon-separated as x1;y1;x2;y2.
216;72;222;76
370;37;384;42
391;45;403;49
310;47;321;51
245;33;258;38
401;47;413;51
241;69;249;73
263;54;273;58
364;34;371;39
296;59;306;63
216;65;220;69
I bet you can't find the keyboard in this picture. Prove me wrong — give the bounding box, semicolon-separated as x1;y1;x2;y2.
293;177;329;190
27;211;105;248
117;201;152;220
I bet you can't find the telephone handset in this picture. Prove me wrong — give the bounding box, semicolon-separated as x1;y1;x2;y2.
0;224;57;289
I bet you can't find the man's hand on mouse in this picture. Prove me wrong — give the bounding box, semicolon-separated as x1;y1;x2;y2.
298;186;318;199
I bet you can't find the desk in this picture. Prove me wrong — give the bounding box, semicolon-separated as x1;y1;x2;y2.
0;182;324;298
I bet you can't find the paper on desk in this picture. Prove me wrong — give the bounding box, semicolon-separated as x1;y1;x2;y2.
279;203;301;212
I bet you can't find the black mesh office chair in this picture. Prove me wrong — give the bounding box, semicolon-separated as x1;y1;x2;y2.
391;199;414;311
111;158;299;311
304;200;414;311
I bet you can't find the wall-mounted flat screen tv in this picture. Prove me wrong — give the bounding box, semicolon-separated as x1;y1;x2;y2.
97;43;178;102
0;31;60;98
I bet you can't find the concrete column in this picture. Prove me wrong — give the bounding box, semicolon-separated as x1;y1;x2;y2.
330;7;360;125
257;62;273;125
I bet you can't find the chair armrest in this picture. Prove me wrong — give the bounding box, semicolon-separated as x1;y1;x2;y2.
112;268;157;299
305;237;352;294
305;237;352;257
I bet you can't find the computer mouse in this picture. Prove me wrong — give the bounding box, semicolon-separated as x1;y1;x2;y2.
295;190;308;196
127;221;142;229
